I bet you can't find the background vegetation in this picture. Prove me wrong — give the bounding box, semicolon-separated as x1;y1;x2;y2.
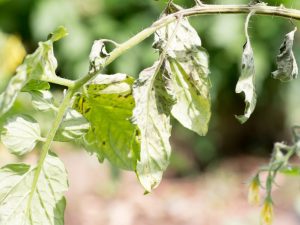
1;0;300;224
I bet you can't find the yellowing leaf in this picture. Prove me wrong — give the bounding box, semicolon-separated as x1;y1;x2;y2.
73;74;139;171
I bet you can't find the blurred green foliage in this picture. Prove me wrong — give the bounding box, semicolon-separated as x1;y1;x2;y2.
1;0;300;174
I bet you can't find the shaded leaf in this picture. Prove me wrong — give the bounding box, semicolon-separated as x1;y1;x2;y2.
154;13;211;135
0;115;42;156
22;80;50;91
73;74;139;170
272;27;298;82
55;109;90;142
132;61;174;192
0;26;67;116
30;90;56;112
0;152;68;225
235;12;257;124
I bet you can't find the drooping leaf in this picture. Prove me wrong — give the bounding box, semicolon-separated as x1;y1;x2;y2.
272;27;298;82
132;61;174;192
0;26;67;116
0;115;42;156
55;109;90;142
22;80;50;91
0;152;68;225
30;90;57;112
73;74;139;171
154;12;211;135
235;12;257;124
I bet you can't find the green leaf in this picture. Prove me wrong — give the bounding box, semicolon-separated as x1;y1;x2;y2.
272;27;298;82
55;109;90;142
280;166;300;176
0;152;68;225
30;90;57;112
0;26;67;116
73;74;139;171
47;26;68;42
154;14;211;135
132;61;174;192
235;12;257;124
22;80;50;91
0;115;42;156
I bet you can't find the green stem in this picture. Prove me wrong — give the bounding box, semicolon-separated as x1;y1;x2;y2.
40;75;76;88
26;88;74;215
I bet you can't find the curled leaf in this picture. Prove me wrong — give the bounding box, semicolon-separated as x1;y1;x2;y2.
132;61;174;192
73;74;139;170
89;40;110;74
235;12;257;124
272;27;298;82
0;115;42;155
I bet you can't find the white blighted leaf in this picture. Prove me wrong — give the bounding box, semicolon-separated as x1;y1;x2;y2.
1;115;42;155
235;12;257;124
132;61;174;192
272;27;298;82
89;40;110;74
55;109;90;142
154;4;211;135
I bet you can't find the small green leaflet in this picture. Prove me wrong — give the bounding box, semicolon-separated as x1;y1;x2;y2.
154;3;211;136
0;152;68;225
132;61;173;192
55;109;90;142
235;12;257;124
280;166;300;176
0;26;67;116
22;80;50;92
0;115;42;156
73;74;139;171
272;27;298;82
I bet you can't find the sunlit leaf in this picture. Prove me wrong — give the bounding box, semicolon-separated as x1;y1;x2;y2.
30;90;56;112
0;26;67;116
272;27;298;82
132;61;174;192
73;74;139;170
235;12;257;124
154;12;211;135
0;115;42;156
0;152;68;225
55;109;90;142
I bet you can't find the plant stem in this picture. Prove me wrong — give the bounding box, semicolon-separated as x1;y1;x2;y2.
26;88;74;215
40;75;76;88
